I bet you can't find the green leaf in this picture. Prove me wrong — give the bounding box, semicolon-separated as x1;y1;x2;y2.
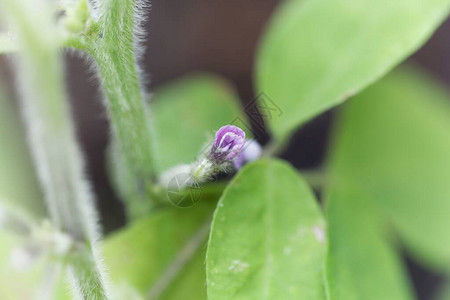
206;159;326;299
0;33;19;54
436;282;450;300
328;66;450;272
103;201;216;299
0;87;44;219
153;73;248;173
0;231;48;299
256;0;450;141
325;186;414;300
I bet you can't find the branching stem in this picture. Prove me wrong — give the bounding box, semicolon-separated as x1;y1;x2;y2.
0;0;110;298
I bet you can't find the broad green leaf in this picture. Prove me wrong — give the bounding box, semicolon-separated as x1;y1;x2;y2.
328;66;450;272
207;159;326;299
0;89;44;219
103;201;215;299
156;248;207;300
153;73;248;173
325;186;414;300
256;0;450;141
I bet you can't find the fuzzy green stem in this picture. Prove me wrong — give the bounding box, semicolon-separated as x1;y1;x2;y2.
0;0;110;298
83;0;157;216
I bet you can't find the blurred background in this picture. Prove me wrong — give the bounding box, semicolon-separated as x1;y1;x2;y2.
1;1;449;298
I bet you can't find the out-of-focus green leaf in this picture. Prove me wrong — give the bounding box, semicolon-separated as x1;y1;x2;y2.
256;0;450;141
0;33;18;54
152;73;248;173
103;201;215;299
325;186;414;300
328;66;450;272
156;248;207;300
206;159;326;299
0;89;44;219
436;282;450;300
0;231;48;299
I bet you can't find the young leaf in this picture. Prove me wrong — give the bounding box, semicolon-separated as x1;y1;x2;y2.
206;159;326;299
256;0;450;142
152;73;248;173
328;66;450;272
103;201;216;299
325;186;414;300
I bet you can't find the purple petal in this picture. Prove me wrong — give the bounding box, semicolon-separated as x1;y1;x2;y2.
233;139;262;169
211;125;246;163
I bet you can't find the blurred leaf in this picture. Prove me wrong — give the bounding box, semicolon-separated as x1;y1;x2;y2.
325;186;414;300
436;282;450;300
156;248;207;300
152;73;248;173
0;89;45;219
103;201;215;299
256;0;450;141
0;230;48;299
328;66;450;272
0;33;18;54
206;159;326;299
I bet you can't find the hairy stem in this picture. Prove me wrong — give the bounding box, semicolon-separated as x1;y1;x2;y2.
83;0;156;218
0;0;110;298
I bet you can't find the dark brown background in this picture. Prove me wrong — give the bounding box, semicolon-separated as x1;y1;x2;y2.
2;1;450;298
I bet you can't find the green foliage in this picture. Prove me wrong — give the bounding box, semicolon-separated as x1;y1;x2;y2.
103;201;215;299
207;159;326;299
108;74;247;218
0;33;19;54
257;0;450;143
2;0;450;298
436;282;450;300
325;186;414;300
152;74;247;173
328;67;450;272
0;231;47;299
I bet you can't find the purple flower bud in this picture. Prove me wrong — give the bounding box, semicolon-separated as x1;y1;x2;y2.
210;125;245;164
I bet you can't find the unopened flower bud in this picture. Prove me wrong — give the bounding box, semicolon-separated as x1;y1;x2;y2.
159;125;247;188
210;125;245;164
